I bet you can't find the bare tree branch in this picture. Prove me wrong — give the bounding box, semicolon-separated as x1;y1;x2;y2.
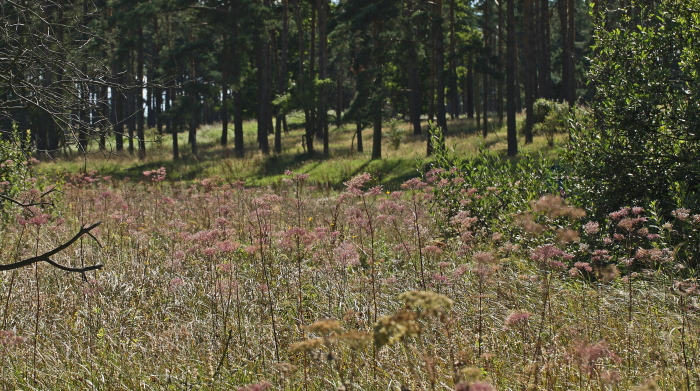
0;222;103;276
0;194;53;209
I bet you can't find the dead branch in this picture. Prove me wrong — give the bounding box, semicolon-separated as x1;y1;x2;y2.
0;194;54;210
0;222;103;276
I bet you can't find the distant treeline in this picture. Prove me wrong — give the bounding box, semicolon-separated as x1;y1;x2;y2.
0;0;593;159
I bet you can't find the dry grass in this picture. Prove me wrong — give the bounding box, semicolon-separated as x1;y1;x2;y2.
0;173;695;390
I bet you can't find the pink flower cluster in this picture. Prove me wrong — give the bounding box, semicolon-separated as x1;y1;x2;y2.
143;167;166;182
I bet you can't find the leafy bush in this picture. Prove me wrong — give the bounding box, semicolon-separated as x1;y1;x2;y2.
565;0;700;217
425;124;565;240
0;129;36;201
532;99;569;147
385;119;406;150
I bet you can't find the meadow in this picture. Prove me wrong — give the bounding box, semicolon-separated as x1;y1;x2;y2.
38;116;561;189
0;118;695;390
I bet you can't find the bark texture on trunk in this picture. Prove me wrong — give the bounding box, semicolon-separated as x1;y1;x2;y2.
506;0;517;156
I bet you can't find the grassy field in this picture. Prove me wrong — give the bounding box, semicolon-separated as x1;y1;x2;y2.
37;114;564;189
1;116;693;390
0;170;694;390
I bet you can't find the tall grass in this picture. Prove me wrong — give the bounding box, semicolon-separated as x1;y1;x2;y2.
0;167;697;390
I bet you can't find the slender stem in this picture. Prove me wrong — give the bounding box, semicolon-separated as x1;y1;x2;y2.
32;225;41;381
681;296;691;391
531;272;551;389
3;224;26;329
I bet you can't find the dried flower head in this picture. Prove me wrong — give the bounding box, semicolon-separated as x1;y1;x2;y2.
373;310;420;348
399;290;454;317
335;331;373;350
0;329;27;346
531;195;586;219
596;265;620;283
289;337;324;353
672;279;698;297
304;319;343;334
555;228;579;245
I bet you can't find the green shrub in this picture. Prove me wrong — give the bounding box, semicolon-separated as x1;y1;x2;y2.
0;128;36;202
532;99;569;147
385;119;406;150
565;0;700;217
425;124;565;240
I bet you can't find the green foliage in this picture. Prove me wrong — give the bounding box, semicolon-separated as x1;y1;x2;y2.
566;0;700;217
0;130;35;201
532;99;570;147
425;133;564;239
384;119;405;150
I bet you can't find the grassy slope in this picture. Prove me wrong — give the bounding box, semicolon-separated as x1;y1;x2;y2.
37;114;564;188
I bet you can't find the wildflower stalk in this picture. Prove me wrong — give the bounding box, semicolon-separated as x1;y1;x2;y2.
359;194;379;320
252;205;280;362
680;294;691;391
626;273;633;372
411;199;426;290
531;272;551;389
32;223;41;380
2;224;26;328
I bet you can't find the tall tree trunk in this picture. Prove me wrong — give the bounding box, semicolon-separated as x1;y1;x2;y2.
406;3;422;135
298;0;314;154
466;53;474;118
482;0;490;138
497;0;504;124
449;0;459;120
566;0;576;105
154;88;162;136
435;0;447;133
428;24;436;122
523;0;535;143
146;86;154;128
136;24;146;159
429;0;446;156
221;3;230;147
231;3;244;157
275;0;289;154
127;92;135;154
221;80;229;147
356;121;363;152
189;55;198;156
168;88;178;160
317;0;329;157
408;62;421;135
336;62;343;127
371;22;383;160
99;84;108;150
558;0;569;103
506;0;517;156
113;83;124;152
255;7;271;157
538;0;552;99
233;89;244;156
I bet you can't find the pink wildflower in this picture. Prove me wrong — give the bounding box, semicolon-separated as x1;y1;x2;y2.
143;167;166;182
504;311;532;328
583;221;599;235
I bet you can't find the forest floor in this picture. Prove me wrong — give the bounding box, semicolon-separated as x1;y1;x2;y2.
38;114;564;188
